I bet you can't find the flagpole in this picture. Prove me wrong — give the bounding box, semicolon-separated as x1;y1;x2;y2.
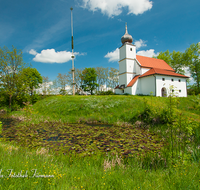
70;7;75;96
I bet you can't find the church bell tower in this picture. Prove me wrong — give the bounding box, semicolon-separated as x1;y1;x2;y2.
118;24;136;89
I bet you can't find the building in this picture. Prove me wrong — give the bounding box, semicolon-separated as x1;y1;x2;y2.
115;25;189;97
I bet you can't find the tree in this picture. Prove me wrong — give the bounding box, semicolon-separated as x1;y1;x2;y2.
107;67;119;89
95;67;109;91
42;76;50;95
157;50;185;74
184;43;200;93
0;46;26;109
80;68;99;95
57;73;69;92
20;67;43;96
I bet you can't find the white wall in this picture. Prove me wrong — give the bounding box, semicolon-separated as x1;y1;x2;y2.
126;59;135;73
119;43;136;86
135;61;141;75
130;79;141;95
140;76;156;96
115;88;123;94
119;61;126;74
118;74;127;86
126;45;136;60
120;44;136;60
126;73;135;86
156;75;187;97
141;68;150;75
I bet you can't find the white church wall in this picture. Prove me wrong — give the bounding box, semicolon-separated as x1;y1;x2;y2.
156;75;187;97
140;76;156;96
120;44;136;60
135;61;141;75
126;45;136;59
126;59;135;73
141;67;150;75
119;74;127;86
115;88;123;94
119;61;126;74
125;87;132;94
126;73;135;86
129;79;141;95
119;45;126;60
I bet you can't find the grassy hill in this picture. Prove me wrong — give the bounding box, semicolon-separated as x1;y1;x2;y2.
0;95;200;189
11;95;200;124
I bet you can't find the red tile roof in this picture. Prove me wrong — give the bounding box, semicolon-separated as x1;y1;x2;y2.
115;85;119;89
127;75;140;87
136;55;175;71
140;68;189;78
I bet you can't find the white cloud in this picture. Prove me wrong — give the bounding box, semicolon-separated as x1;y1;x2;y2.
30;49;80;63
104;48;119;62
81;0;153;17
134;39;147;49
137;49;159;57
29;49;37;55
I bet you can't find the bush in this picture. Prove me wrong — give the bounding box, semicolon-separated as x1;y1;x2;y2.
97;90;115;95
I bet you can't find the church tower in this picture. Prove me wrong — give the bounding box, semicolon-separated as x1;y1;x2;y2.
119;24;136;89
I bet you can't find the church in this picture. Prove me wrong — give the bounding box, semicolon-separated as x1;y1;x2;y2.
115;25;189;97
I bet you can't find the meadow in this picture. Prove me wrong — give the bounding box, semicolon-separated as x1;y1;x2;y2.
0;95;200;189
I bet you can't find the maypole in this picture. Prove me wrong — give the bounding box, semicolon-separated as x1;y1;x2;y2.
70;7;75;95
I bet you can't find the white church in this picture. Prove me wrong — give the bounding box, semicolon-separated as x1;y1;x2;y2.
115;25;189;97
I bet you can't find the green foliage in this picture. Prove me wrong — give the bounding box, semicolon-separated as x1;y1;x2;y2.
97;90;115;95
20;67;43;96
80;68;99;95
0;121;2;136
157;43;200;93
0;46;43;110
59;89;67;95
184;43;200;92
1;95;200;189
56;73;69;92
0;46;26;109
157;50;186;74
1;141;200;189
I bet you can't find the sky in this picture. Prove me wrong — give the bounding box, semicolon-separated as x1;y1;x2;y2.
0;0;200;83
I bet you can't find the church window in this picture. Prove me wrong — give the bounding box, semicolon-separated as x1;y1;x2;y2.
179;79;181;82
171;79;174;82
130;48;132;51
162;78;165;81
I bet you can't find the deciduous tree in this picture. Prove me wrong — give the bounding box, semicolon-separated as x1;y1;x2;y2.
108;67;119;89
0;46;26;109
157;50;185;74
20;67;43;96
80;68;99;95
184;43;200;93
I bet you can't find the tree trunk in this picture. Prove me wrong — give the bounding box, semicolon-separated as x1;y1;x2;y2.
9;94;12;110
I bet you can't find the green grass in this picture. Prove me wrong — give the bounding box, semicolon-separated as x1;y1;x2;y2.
0;141;200;190
0;94;200;189
11;95;200;125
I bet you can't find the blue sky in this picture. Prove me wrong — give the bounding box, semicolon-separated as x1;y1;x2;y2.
1;0;199;82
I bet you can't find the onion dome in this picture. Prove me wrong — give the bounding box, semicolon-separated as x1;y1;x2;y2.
121;23;133;44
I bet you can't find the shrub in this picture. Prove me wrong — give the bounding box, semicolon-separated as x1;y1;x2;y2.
97;90;115;95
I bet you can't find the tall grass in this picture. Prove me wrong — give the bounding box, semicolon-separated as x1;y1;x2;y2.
0;141;200;190
1;95;200;189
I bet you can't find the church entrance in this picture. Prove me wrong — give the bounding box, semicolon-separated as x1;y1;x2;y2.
161;87;167;97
